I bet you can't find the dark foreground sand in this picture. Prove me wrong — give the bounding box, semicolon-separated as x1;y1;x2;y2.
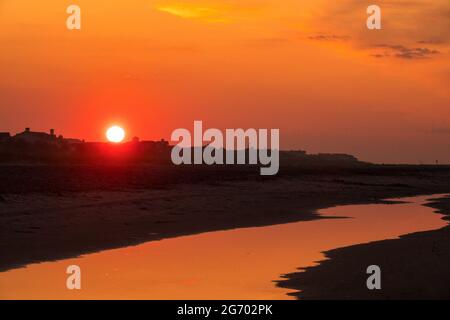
277;195;450;299
1;164;450;280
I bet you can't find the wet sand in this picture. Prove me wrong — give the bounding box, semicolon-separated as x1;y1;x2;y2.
277;195;450;299
0;195;444;299
1;164;450;276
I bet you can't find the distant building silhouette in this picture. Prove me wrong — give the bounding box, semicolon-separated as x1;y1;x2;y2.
0;128;171;164
0;128;362;166
12;128;59;144
0;132;10;142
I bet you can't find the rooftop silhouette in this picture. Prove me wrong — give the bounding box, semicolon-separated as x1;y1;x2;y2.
0;128;362;166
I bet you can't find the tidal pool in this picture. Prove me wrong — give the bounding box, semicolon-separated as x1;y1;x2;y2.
0;194;447;299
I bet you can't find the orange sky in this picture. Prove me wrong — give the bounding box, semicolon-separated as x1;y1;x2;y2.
0;0;449;163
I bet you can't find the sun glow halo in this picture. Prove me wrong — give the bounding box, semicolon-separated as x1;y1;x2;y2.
106;126;125;143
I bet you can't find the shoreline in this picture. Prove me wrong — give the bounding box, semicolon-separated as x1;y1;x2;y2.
277;194;450;299
1;165;450;274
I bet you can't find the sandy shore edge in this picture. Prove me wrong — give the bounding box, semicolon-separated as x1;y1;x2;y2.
277;194;450;299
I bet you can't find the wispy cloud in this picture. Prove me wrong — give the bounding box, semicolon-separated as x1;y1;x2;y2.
157;4;228;22
418;39;445;45
156;1;263;23
308;33;350;41
303;0;449;61
372;44;441;59
422;123;450;135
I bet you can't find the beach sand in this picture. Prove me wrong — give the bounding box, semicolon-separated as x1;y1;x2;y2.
277;195;450;299
1;164;450;276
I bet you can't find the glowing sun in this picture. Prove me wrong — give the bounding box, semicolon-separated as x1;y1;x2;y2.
106;125;125;143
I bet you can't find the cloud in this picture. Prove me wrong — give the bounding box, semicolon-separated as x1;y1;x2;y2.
157;4;227;22
372;44;441;59
244;37;291;47
308;34;350;41
418;40;446;45
423;124;450;135
303;0;450;60
155;1;263;23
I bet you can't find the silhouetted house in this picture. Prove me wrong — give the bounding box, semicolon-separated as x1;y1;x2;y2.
0;132;10;142
63;138;84;144
10;128;82;145
12;128;57;144
279;150;362;166
315;153;358;162
141;139;169;148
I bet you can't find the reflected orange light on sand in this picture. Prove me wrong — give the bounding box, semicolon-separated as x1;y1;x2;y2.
0;195;446;300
